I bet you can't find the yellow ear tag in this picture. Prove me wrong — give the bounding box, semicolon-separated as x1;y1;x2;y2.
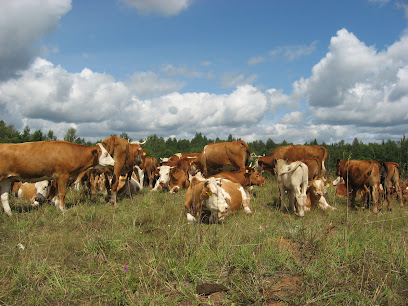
406;186;408;190
143;152;146;155
326;184;330;188
206;191;212;196
245;169;249;173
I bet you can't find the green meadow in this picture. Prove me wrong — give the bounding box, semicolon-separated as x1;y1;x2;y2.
1;175;407;305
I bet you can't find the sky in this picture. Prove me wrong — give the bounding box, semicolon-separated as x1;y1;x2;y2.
0;0;408;145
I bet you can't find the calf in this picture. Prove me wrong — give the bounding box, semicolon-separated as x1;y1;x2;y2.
274;159;308;217
306;178;336;211
184;177;230;223
16;180;59;207
0;141;115;215
117;172;142;196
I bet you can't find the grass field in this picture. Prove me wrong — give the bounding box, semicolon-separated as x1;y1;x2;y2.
1;175;408;305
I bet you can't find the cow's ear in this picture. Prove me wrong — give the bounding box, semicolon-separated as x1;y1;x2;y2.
92;148;98;156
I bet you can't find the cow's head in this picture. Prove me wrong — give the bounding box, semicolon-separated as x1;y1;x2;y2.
201;177;230;213
95;143;115;168
157;165;171;190
33;180;51;206
245;167;267;186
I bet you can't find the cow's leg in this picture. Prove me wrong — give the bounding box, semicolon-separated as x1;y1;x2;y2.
279;185;286;212
288;190;296;214
350;189;357;209
372;185;379;214
394;180;404;208
0;179;13;216
56;177;69;213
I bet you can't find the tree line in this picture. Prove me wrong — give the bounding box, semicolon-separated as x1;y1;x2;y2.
1;120;407;178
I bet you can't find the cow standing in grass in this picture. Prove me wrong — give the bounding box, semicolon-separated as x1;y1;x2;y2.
0;141;115;216
274;159;308;217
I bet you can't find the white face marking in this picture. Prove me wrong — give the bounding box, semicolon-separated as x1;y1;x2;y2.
205;178;230;213
96;143;115;167
34;180;50;198
333;176;342;186
158;166;171;186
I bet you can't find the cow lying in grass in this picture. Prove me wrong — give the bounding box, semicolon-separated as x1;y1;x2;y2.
274;159;308;217
184;177;230;224
12;180;59;207
306;178;336;211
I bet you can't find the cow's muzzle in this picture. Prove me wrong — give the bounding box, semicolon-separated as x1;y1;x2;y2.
35;193;46;203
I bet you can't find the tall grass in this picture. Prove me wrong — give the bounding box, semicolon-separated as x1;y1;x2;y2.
1;176;408;305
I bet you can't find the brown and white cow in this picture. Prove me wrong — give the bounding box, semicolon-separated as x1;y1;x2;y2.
0;141;115;215
211;166;266;188
117;172;142;196
161;153;201;166
152;165;171;191
217;178;253;219
14;180;59;207
200;140;250;177
275;159;308;217
101;136;146;205
184;177;230;223
257;145;328;176
306;178;336;211
335;159;381;213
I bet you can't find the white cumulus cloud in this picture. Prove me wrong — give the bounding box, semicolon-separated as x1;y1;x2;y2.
0;0;72;80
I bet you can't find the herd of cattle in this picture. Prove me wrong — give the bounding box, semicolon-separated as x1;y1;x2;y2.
0;137;406;222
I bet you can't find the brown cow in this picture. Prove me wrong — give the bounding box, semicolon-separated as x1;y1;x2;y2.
211;167;266;188
143;156;159;188
169;167;190;193
200;140;250;176
379;162;404;208
168;157;199;193
257;145;328;176
102;136;145;205
335;159;381;213
0;141;115;215
303;158;321;181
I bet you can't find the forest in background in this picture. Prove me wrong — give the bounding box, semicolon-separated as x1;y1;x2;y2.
1;120;407;177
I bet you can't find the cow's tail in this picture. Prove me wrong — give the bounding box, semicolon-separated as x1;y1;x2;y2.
278;161;303;175
320;146;328;175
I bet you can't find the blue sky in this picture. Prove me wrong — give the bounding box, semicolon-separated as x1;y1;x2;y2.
0;0;407;144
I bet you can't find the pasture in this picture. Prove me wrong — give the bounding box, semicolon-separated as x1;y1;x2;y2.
1;175;408;305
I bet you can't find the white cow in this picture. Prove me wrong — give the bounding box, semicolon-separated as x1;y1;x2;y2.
184;177;230;223
306;178;336;211
275;159;308;217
